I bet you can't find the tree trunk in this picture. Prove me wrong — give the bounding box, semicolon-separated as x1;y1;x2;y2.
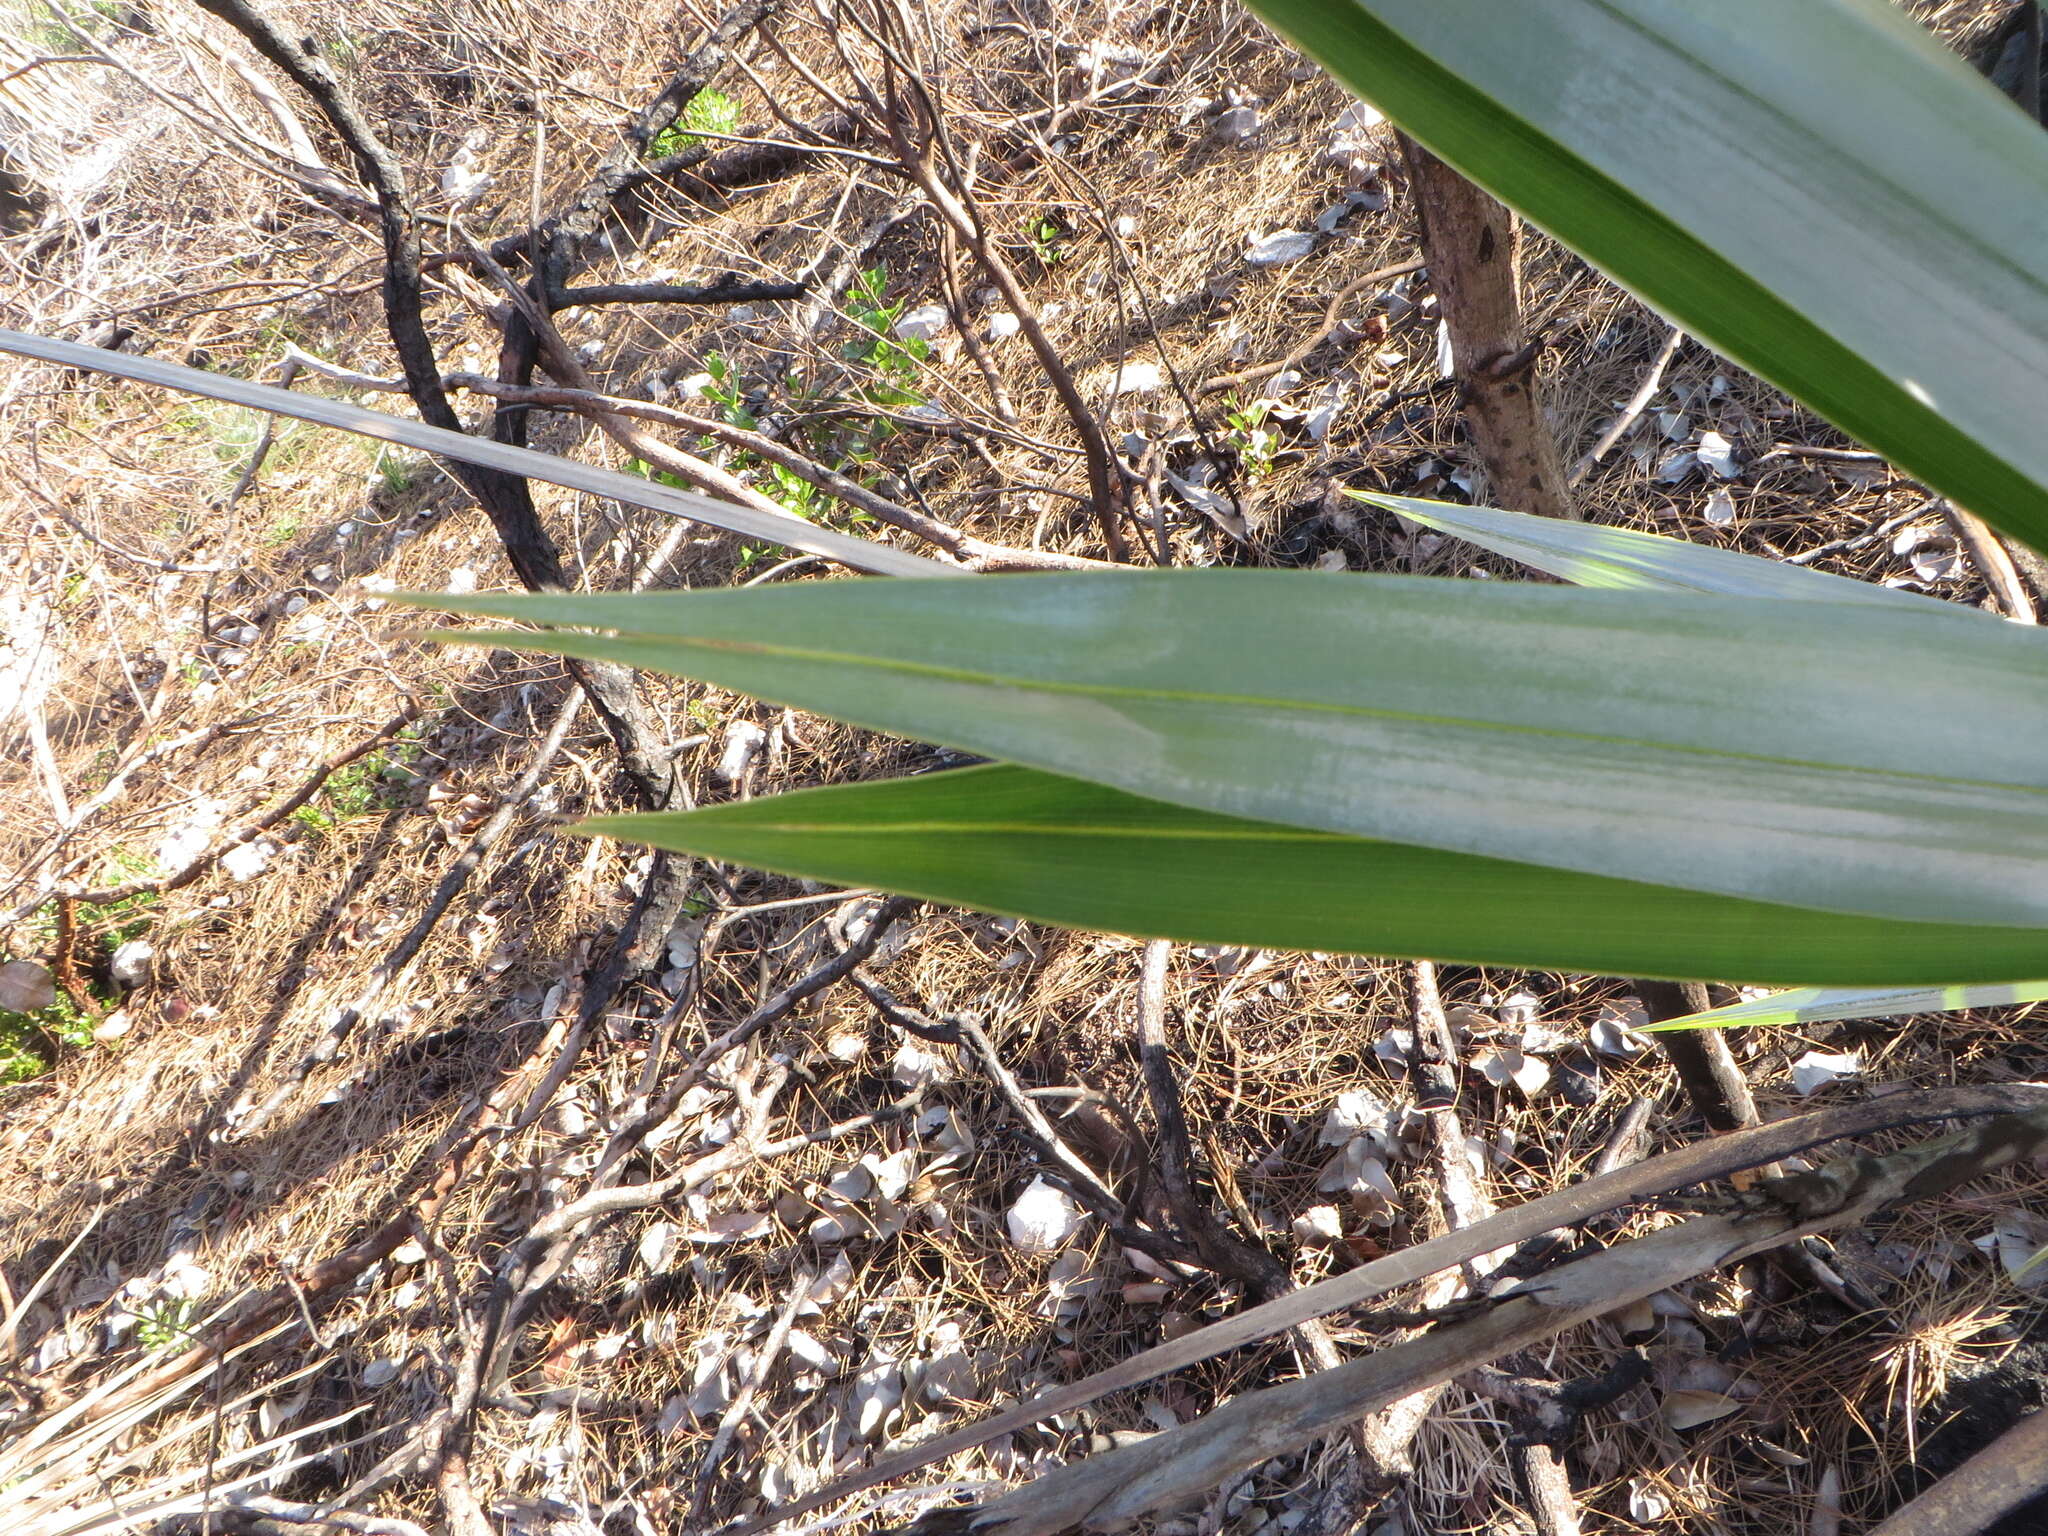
1399;137;1576;522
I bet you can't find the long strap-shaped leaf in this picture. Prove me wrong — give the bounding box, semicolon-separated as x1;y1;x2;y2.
578;764;2048;985
1249;0;2048;551
1644;979;2048;1031
400;574;2048;929
1361;492;1975;612
0;329;945;579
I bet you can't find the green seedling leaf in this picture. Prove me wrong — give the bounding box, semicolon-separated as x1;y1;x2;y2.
1641;979;2048;1031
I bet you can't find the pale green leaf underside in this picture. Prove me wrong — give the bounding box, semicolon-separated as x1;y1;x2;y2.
574;764;2048;986
1249;0;2048;552
399;573;2048;929
1645;979;2048;1031
1361;492;1972;613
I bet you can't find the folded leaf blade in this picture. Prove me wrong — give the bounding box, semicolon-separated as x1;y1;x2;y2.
1644;979;2048;1031
1361;492;1970;611
399;572;2048;929
575;764;2048;986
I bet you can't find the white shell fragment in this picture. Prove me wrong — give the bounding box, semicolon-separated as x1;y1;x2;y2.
1107;360;1162;395
1006;1175;1086;1253
109;940;154;990
1696;430;1740;478
1210;105;1260;143
891;1039;953;1089
1627;1479;1671;1522
220;839;276;881
1663;1388;1744;1430
893;304;949;343
1591;998;1651;1057
1293;1204;1344;1247
715;721;768;784
1319;1088;1393;1147
1322;100;1387;178
1790;1049;1862;1096
1978;1210;2048;1290
1470;1046;1551;1097
1244;230;1319;267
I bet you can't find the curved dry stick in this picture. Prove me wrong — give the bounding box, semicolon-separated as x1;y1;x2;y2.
735;1083;2048;1534
1198;257;1426;397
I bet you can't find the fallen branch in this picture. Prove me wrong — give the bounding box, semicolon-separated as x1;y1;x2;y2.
225;687;593;1142
846;940;1195;1271
1346;960;1503;1486
480;0;787;286
337;897;927;1503
555;277;804;308
859;20;1128;559
900;1103;2048;1536
691;1273;812;1520
1568;322;1683;484
0;330;942;579
1135;941;1285;1289
1943;502;2038;622
738;1082;2048;1533
443;375;1116;570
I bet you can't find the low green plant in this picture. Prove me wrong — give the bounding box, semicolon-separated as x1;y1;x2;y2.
621;456;692;492
24;852;159;953
1223;399;1279;479
292;727;426;834
698;352;757;431
14;0;116;50
132;1299;202;1354
841;264;929;387
764;463;822;522
645;88;742;160
374;446;420;495
177;398;292;469
1026;213;1071;268
0;1018;51;1083
323;28;362;72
